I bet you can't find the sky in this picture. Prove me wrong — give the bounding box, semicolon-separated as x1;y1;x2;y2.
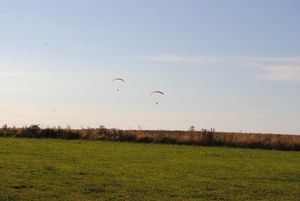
1;0;300;134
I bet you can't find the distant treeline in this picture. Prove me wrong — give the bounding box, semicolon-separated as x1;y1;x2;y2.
1;124;299;151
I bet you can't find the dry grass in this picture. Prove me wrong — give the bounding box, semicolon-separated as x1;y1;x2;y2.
1;124;299;151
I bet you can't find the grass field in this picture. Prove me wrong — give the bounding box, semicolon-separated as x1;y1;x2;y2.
0;138;300;200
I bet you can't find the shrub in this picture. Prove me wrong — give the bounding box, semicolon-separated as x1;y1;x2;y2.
1;125;299;151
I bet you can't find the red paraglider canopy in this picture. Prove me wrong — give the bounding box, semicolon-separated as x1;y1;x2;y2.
150;90;164;96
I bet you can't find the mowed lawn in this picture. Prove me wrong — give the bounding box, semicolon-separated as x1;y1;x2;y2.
0;138;299;201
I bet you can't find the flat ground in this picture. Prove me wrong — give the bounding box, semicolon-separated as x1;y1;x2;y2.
0;138;299;200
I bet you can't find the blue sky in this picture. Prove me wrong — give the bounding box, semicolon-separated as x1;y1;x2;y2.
1;1;299;134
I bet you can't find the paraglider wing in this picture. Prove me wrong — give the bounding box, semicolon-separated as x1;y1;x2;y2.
150;90;164;96
112;78;125;83
112;78;125;91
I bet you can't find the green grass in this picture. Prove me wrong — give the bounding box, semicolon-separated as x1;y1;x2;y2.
0;138;299;200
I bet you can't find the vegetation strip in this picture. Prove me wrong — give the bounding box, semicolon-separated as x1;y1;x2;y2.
1;124;299;151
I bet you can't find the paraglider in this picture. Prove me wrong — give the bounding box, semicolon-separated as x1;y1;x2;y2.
112;78;125;91
150;90;164;105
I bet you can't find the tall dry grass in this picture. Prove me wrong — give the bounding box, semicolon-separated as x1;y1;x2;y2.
1;124;299;151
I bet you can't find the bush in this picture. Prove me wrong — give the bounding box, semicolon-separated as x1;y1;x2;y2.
0;125;299;151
